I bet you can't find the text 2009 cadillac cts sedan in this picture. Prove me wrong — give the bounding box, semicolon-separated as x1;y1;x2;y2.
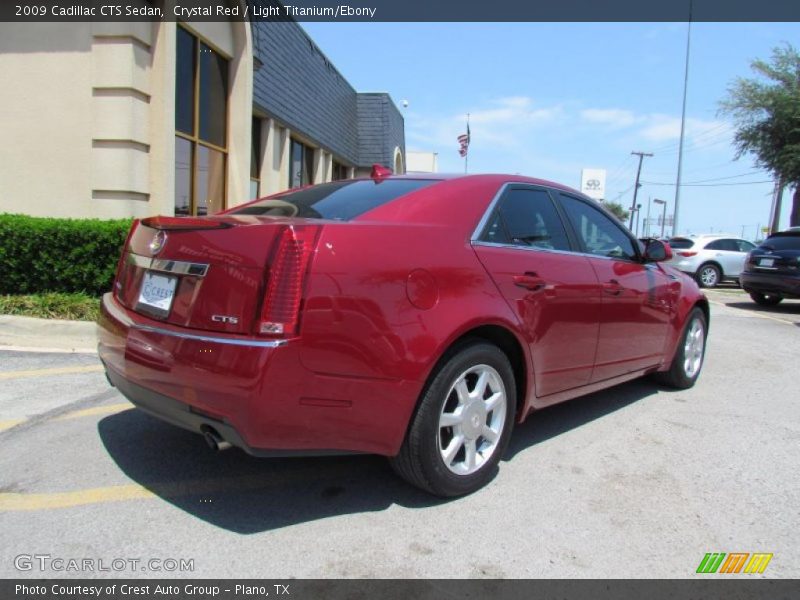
98;172;709;496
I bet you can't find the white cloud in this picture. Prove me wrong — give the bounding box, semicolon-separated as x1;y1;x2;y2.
580;108;640;128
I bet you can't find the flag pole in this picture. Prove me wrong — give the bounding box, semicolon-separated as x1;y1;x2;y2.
464;113;470;174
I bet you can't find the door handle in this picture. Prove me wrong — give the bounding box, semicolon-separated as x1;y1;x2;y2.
603;279;623;296
513;272;546;292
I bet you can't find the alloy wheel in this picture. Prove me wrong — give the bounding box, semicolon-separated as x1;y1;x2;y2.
437;364;507;476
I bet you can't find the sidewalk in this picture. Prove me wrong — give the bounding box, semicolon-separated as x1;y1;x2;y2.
0;314;97;353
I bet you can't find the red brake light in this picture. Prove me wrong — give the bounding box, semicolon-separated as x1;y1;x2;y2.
114;219;139;299
371;164;393;181
678;251;697;257
257;225;320;337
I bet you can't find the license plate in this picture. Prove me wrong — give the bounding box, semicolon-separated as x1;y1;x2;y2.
759;258;775;267
137;271;177;317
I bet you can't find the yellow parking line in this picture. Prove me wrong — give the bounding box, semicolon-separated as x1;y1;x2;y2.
0;484;155;511
708;299;796;325
0;365;104;381
0;418;25;433
53;403;131;421
0;472;316;512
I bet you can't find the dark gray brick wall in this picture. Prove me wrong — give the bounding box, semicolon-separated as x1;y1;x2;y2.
357;93;405;169
251;19;359;164
250;15;404;168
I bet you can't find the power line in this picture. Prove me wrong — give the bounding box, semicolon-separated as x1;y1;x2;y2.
640;179;772;187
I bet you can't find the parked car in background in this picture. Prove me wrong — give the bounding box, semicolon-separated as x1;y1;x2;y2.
666;234;756;288
98;172;709;496
740;231;800;305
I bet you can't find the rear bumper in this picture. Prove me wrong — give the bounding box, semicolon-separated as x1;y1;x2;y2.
97;293;412;456
740;272;800;298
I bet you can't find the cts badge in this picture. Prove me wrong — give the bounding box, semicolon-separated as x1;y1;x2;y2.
148;230;167;255
212;315;239;324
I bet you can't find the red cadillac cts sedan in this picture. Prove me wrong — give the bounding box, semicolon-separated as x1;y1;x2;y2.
98;172;709;496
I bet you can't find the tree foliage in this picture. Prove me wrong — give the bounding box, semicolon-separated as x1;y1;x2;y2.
719;44;800;227
603;201;630;223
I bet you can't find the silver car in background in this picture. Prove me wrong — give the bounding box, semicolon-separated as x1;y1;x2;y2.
666;234;756;288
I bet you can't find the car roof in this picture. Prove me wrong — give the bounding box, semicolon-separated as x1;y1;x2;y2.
372;172;581;190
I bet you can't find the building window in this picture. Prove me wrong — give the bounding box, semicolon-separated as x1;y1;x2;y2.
332;161;349;181
250;117;261;199
289;139;315;189
175;25;229;216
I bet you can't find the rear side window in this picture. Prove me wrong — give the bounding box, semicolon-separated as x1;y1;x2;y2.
668;237;695;249
230;179;438;221
479;187;571;251
705;239;739;252
759;234;800;251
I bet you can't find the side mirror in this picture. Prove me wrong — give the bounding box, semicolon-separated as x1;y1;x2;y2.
643;239;672;262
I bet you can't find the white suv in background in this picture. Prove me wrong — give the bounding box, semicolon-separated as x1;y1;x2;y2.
666;234;757;288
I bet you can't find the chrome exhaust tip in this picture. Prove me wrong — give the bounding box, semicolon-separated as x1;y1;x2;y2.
201;427;232;452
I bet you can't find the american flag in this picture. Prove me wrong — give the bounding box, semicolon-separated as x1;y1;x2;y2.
458;123;470;157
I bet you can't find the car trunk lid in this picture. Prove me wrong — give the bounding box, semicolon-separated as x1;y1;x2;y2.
115;215;320;335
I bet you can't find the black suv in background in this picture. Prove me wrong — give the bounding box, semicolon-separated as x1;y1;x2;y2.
740;231;800;305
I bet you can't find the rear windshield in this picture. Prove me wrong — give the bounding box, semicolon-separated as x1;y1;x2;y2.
668;237;695;249
230;179;438;221
758;234;800;251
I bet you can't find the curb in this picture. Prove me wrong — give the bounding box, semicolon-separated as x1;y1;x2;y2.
0;315;97;353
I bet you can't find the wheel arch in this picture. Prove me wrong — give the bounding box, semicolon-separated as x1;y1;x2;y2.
697;260;724;277
415;323;529;425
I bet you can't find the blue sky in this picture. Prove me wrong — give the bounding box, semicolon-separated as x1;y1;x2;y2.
302;22;799;239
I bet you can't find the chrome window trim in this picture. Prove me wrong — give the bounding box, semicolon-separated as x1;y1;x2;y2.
471;239;641;263
127;253;209;277
470;182;514;242
132;325;288;348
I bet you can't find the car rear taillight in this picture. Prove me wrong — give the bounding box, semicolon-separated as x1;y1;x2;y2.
113;219;139;299
678;251;697;257
257;225;320;337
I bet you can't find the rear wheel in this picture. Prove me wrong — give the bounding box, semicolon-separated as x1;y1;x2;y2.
654;307;707;389
696;263;721;288
749;291;782;306
390;341;516;497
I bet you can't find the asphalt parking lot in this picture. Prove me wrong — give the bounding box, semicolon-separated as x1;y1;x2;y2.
1;295;798;578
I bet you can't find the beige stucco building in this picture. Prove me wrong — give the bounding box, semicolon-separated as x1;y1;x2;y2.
0;15;406;220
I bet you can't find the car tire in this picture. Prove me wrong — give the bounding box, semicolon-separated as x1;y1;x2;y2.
654;307;707;389
749;292;783;306
389;341;516;497
696;263;721;288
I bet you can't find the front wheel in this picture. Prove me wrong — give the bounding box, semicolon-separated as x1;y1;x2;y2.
749;291;782;306
654;307;707;389
389;341;516;497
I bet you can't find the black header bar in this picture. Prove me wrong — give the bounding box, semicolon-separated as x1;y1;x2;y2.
1;0;799;23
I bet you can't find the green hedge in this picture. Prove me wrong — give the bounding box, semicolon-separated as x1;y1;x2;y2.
0;214;133;296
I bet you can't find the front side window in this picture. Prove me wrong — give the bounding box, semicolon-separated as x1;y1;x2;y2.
174;26;229;216
736;240;756;252
560;194;637;260
479;187;571;251
705;239;739;252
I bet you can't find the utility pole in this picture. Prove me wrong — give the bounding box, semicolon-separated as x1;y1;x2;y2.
629;151;653;230
674;6;693;237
